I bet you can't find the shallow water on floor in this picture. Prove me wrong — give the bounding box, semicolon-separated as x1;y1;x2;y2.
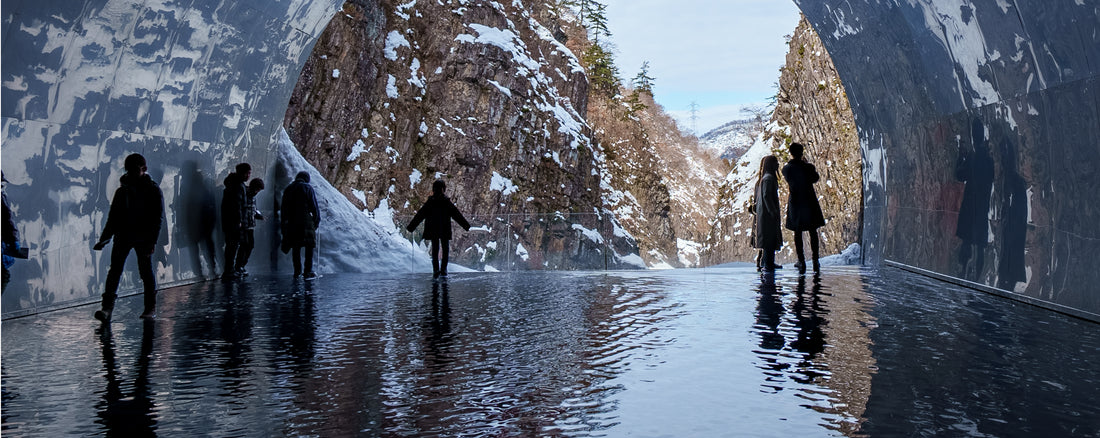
3;266;1098;437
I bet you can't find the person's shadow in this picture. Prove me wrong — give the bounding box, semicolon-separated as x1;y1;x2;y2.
96;319;157;436
176;160;219;279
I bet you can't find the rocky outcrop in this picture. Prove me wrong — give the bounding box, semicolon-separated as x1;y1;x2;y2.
704;15;861;265
588;92;727;268
284;0;642;270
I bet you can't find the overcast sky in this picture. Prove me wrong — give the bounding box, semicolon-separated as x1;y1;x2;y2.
601;0;802;135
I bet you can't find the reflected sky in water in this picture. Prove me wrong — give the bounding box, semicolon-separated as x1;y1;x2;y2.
3;266;1098;436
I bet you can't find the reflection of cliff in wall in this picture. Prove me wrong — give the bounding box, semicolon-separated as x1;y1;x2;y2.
955;118;993;282
997;138;1027;291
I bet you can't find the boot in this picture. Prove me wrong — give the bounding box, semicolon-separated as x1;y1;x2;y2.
94;309;112;322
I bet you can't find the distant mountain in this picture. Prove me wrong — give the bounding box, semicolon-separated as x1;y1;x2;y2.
699;119;760;160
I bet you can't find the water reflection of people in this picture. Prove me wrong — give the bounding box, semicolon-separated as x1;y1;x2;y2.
789;274;827;384
754;274;786;384
955;118;993;281
96;319;157;436
176;161;219;279
429;280;452;348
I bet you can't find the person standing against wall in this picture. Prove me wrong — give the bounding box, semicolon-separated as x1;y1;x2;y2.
754;156;783;272
93;154;164;321
782;142;826;274
234;178;265;276
221;163;251;280
281;171;319;279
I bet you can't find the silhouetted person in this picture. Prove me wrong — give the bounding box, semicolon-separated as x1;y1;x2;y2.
407;180;470;278
997;138;1027;290
96;320;156;436
782;142;826;273
93;153;164;321
234;178;265;276
281;171;319;279
956;118;993;280
221;163;251;280
753;156;783;272
177;161;218;278
2;173;26;292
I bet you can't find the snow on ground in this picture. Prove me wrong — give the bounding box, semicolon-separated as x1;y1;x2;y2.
275;127;441;274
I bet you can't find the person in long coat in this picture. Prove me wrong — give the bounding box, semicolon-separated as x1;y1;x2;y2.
407;180;470;278
281;171;320;279
93;153;164;321
221;162;251;279
754;155;783;272
782;142;826;273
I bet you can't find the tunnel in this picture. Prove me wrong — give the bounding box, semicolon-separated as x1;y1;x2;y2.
2;0;1098;321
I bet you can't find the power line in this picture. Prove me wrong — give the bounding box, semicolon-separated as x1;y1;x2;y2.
688;101;700;135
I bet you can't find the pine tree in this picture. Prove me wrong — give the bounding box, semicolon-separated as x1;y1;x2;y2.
585;1;611;44
632;61;655;96
581;42;620;98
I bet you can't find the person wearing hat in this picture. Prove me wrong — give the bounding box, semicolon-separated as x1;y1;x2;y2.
93;153;164;321
280;171;320;279
406;180;470;278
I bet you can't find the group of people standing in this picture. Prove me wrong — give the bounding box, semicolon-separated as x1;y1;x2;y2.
752;142;826;274
91;154;320;322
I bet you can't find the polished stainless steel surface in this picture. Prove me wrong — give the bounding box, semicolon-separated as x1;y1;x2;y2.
796;0;1100;318
2;0;340;316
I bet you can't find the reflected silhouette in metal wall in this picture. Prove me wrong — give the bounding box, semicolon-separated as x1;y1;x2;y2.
955;118;994;281
997;136;1028;291
175;160;220;279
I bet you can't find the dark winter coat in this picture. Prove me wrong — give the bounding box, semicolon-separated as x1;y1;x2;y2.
782;159;826;232
2;191;17;246
221;173;248;234
101;174;164;247
242;194;260;230
406;195;470;240
753;173;783;250
280;177;319;248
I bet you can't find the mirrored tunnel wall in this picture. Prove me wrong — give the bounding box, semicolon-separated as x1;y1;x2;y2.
1;0;341;317
796;0;1100;319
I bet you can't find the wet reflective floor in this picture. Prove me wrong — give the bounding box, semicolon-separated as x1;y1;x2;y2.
3;266;1099;437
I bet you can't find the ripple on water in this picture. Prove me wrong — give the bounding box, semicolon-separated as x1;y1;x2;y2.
3;267;1100;436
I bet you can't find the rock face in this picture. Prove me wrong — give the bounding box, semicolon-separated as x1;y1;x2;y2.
588;93;727;268
284;0;642;270
704;15;861;265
